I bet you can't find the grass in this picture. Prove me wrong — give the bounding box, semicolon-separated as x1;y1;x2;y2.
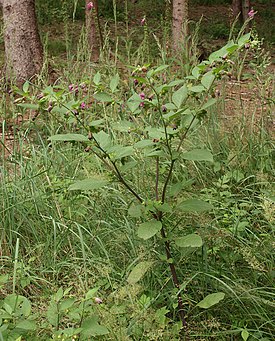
0;1;275;340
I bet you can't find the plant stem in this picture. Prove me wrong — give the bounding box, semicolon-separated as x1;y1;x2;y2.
159;224;187;331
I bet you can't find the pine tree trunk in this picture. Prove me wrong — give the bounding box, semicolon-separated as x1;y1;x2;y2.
172;0;188;51
2;0;43;84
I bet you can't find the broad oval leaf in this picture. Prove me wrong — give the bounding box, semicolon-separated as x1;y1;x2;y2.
127;261;153;284
182;149;213;162
69;178;109;191
201;71;215;90
49;134;89;142
175;234;203;248
178;199;213;212
109;74;120;93
93;92;113;103
172;85;188;108
137;221;162;240
189;85;205;93
197;292;225;309
82;316;109;337
201;98;217;110
134;139;156;149
128;204;143;218
15;320;36;331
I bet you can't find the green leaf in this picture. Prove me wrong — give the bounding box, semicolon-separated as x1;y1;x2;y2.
175;234;203;248
134;139;156;149
201;71;215;90
94;92;113;103
49;134;89;142
81;316;109;337
128;204;143;218
55;287;64;302
93;131;112;150
17;103;39;110
137;221;162;240
192;67;200;79
47;301;58;326
197;292;225;309
69;178;108;191
172;85;188;108
110;74;120;93
182;149;213;162
238;33;251;47
241;329;250;341
60;298;75;312
22;81;30;93
154;64;170;73
178;199;213;212
15;320;36;331
127;261;153;284
189;85;206;93
85;287;99;300
109;145;134;160
93;72;101;85
201;98;217;110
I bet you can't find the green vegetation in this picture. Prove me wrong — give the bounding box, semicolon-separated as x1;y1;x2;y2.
1;1;274;340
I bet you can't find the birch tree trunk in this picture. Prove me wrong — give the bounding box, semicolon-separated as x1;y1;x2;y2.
172;0;188;51
2;0;43;84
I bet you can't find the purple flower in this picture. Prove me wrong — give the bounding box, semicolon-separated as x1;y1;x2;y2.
69;84;74;92
80;102;86;109
139;92;145;100
94;297;103;304
87;2;94;10
133;79;139;86
141;17;146;26
248;8;255;19
140;102;144;108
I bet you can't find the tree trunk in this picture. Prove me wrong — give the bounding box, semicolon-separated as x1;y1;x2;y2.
85;0;101;61
172;0;188;51
242;0;251;22
2;0;43;85
232;0;242;19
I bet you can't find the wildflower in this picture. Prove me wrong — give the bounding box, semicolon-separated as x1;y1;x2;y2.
94;297;103;304
87;2;94;10
140;17;146;26
248;8;255;19
161;105;167;112
80;102;86;109
69;84;74;92
133;79;139;86
140;102;144;108
139;92;145;100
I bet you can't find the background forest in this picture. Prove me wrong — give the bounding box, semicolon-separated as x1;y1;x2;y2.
0;1;274;340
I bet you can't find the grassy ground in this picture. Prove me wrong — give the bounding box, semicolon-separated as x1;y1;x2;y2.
0;1;274;340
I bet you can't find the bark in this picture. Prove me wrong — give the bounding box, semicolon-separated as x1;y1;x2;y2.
172;0;188;51
242;0;251;22
2;0;43;85
85;0;101;61
232;0;242;19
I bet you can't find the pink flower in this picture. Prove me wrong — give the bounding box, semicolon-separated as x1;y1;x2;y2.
141;17;146;26
80;102;86;109
94;297;103;304
69;84;74;92
139;92;145;100
248;8;255;19
87;2;94;10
